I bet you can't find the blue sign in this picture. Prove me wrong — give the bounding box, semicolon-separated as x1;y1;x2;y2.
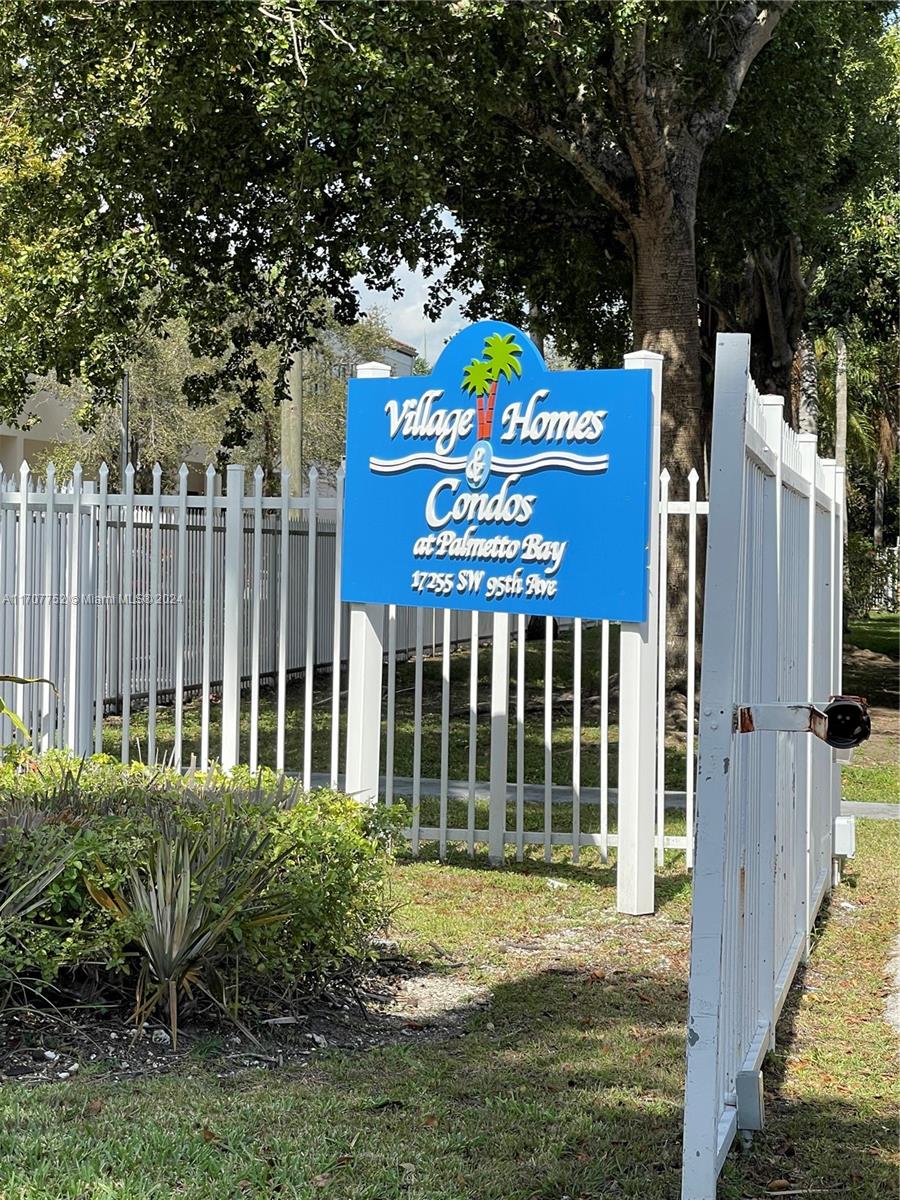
341;321;653;621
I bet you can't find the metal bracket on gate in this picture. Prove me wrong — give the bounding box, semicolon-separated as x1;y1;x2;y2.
735;696;871;750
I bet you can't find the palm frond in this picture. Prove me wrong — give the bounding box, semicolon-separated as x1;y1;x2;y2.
0;674;56;740
0;815;73;921
482;333;523;384
461;358;492;397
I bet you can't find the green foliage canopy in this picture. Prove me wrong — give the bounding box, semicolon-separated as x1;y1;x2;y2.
0;0;452;422
0;0;893;470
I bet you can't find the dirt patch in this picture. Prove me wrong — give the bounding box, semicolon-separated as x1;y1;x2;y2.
853;704;899;766
843;644;899;712
0;954;490;1087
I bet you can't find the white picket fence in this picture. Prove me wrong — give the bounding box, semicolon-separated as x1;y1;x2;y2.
681;335;846;1197
0;455;706;874
873;539;899;611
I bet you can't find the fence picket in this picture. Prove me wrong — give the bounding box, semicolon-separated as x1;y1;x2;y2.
276;473;290;773
385;604;397;807
543;621;554;863
147;464;162;764
599;619;610;863
686;469;699;868
93;465;109;754
172;465;188;769
798;434;818;961
303;469;319;790
15;461;29;739
656;469;670;866
515;613;526;862
411;608;424;855
248;466;264;774
572;618;582;865
329;465;346;788
199;466;215;770
439;607;451;860
41;465;57;752
65;465;83;752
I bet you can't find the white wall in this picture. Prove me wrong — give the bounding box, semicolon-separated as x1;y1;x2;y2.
0;388;79;476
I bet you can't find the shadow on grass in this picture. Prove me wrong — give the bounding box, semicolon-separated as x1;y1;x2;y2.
395;841;693;911
317;961;690;1198
319;956;893;1198
0;859;890;1198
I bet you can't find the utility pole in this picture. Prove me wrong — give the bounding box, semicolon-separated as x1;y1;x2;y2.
281;348;304;496
119;370;130;489
835;331;848;544
527;300;546;357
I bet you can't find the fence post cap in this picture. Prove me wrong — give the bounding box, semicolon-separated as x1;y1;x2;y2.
225;463;246;494
356;361;391;379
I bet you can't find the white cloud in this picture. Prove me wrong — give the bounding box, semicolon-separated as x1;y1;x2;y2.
353;263;467;366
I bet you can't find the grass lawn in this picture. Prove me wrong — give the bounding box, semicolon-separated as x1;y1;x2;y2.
842;611;899;806
847;611;899;659
0;820;895;1199
106;622;691;793
109;613;898;812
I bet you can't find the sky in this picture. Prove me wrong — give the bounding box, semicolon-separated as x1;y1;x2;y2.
354;261;467;364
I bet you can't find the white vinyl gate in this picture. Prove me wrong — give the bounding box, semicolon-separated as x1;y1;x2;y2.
681;335;846;1198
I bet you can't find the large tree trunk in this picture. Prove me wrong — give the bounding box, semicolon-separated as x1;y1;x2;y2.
629;195;704;690
631;207;704;483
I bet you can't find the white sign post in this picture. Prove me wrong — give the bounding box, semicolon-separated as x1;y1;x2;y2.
344;361;391;803
616;350;663;916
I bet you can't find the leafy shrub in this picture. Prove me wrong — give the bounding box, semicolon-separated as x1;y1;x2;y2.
0;754;399;1030
240;788;397;991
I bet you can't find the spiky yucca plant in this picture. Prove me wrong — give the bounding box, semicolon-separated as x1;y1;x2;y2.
0;807;73;922
88;805;289;1046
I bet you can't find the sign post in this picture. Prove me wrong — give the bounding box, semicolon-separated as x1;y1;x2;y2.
344;361;391;803
616;350;664;915
488;612;510;864
341;323;658;890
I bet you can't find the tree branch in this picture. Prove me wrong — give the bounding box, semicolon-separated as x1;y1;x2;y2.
754;246;794;372
691;2;795;148
608;21;669;204
699;288;738;331
506;99;634;223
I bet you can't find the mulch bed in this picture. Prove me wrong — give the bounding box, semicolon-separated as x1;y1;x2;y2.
0;947;491;1086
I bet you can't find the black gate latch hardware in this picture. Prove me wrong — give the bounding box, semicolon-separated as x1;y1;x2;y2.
735;696;870;750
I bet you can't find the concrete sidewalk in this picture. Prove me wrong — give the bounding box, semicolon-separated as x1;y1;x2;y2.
840;801;898;820
310;773;899;818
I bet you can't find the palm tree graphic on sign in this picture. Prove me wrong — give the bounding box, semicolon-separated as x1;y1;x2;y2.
461;333;523;441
